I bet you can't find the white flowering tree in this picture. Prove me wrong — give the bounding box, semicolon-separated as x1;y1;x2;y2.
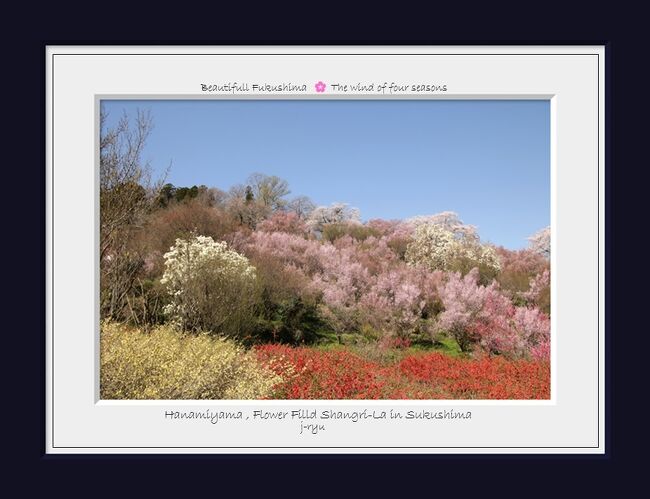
405;224;460;270
528;226;550;259
306;202;361;236
406;211;479;242
405;223;501;282
161;236;258;336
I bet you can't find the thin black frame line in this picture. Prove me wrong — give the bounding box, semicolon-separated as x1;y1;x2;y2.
54;446;599;449
50;50;603;451
51;53;55;450
597;53;600;450
52;53;600;57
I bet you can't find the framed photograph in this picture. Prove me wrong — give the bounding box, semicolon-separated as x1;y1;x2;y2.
46;45;605;453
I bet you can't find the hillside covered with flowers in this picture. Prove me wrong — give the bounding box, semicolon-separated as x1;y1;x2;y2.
100;110;550;400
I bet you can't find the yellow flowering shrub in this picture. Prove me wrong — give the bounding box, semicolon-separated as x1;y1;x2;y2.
100;322;281;399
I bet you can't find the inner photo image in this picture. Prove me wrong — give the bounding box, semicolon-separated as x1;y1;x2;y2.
99;99;551;400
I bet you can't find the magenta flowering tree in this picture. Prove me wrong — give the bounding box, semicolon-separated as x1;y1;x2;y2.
523;269;550;304
246;231;313;268
495;246;549;303
240;212;550;354
257;211;309;235
246;231;370;334
359;265;443;339
437;269;497;352
310;245;370;328
496;247;548;276
511;306;550;358
437;268;550;359
247;229;441;338
360;268;424;337
366;218;401;235
335;235;397;275
530;337;551;361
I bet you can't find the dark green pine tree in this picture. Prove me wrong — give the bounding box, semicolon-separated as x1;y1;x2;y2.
245;185;254;203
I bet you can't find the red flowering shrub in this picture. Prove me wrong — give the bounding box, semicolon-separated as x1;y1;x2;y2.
397;352;550;399
256;345;550;400
255;345;387;399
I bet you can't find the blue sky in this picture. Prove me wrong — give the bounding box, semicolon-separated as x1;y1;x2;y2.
102;99;549;249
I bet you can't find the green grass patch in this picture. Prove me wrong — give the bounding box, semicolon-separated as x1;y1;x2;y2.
432;335;464;357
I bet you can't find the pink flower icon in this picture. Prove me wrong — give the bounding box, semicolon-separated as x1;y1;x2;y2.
315;81;326;93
